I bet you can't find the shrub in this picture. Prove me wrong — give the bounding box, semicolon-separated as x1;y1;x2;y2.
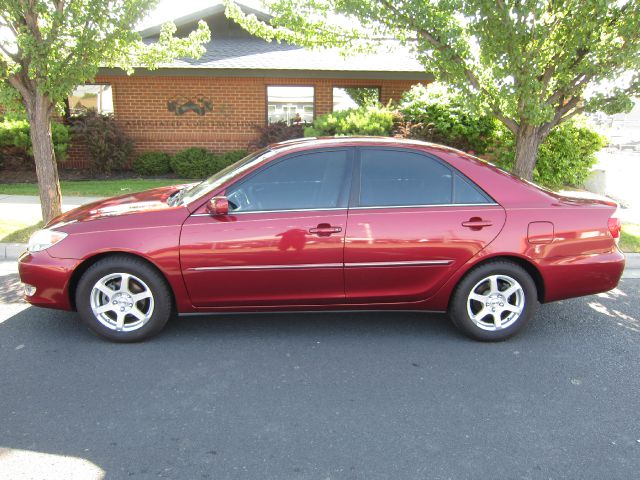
491;119;607;188
0;116;71;168
169;148;249;178
251;121;305;149
398;84;499;154
219;149;248;166
304;105;397;137
70;111;133;173
170;147;214;178
132;151;171;176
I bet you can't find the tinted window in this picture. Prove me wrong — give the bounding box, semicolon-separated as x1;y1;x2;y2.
453;173;492;204
226;150;349;212
359;149;453;206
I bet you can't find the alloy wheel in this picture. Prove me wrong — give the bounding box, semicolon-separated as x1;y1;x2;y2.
90;272;155;332
466;274;525;331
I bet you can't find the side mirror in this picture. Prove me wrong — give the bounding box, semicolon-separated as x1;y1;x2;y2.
206;196;229;216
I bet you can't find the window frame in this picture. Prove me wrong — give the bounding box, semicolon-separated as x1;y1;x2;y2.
265;84;316;125
349;147;497;209
67;82;114;117
222;147;355;214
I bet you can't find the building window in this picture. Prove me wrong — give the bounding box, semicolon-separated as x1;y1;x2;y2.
68;84;114;116
267;86;314;124
333;87;381;111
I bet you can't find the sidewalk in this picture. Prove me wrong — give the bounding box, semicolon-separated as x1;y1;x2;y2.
0;194;102;225
0;194;103;260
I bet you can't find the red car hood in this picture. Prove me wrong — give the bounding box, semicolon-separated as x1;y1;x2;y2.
47;184;192;226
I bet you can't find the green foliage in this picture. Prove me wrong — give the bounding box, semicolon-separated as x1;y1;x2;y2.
71;111;134;173
231;0;640;124
170;148;213;179
227;0;640;179
492;120;607;188
221;150;249;165
0;1;210;108
132;151;171;176
344;87;380;107
304;105;397;137
398;84;498;153
251;121;306;148
0;116;70;164
170;148;249;178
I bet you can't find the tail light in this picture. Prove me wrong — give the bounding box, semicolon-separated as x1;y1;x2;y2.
608;217;622;240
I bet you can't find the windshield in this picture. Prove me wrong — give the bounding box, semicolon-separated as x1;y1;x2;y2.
179;148;275;205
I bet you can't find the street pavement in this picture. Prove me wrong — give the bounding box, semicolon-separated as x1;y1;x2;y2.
0;260;639;479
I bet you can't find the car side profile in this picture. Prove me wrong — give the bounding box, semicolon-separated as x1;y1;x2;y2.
18;137;625;342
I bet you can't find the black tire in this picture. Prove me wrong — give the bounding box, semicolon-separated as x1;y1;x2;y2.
448;260;539;341
75;255;173;342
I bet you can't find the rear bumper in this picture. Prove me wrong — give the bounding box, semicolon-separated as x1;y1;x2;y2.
18;251;79;310
540;250;625;302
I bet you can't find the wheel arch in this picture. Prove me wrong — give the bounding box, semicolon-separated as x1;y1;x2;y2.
449;254;545;309
67;251;176;311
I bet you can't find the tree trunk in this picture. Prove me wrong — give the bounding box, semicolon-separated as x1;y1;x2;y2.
512;125;544;181
26;94;63;224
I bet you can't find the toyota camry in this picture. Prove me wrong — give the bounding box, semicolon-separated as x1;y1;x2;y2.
18;137;625;342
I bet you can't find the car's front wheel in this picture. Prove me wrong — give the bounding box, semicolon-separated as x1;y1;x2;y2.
75;256;173;342
449;260;539;341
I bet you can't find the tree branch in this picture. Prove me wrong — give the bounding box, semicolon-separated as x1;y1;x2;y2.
0;42;19;63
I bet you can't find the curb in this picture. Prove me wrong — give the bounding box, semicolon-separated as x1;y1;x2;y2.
0;243;26;260
626;252;640;269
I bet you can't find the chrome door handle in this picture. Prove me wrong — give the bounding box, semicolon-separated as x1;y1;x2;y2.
462;218;493;229
309;224;342;236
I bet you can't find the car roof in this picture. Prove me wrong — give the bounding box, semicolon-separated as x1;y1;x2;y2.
269;136;463;153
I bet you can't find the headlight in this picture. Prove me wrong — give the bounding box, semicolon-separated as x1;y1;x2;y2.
27;229;68;253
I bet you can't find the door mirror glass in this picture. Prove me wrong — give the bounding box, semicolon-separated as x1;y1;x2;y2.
206;196;229;216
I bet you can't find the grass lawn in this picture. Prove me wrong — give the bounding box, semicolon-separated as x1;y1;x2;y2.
0;220;43;243
620;224;640;253
0;178;192;197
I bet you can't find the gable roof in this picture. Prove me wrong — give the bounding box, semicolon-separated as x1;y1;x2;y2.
116;2;430;80
139;2;270;38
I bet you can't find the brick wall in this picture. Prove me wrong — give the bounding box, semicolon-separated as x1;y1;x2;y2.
65;74;422;169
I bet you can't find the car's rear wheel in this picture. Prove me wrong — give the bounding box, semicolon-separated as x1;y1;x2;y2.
449;260;538;341
75;256;173;342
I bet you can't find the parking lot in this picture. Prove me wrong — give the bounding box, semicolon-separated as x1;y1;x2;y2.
1;260;639;479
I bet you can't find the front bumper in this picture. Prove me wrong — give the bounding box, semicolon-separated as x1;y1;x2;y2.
18;251;79;310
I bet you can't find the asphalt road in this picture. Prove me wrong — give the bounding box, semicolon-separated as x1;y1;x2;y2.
1;263;639;480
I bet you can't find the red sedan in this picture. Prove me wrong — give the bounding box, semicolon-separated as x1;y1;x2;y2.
18;138;625;342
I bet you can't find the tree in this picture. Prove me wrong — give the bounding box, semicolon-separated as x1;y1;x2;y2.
0;1;210;223
225;0;640;180
344;87;379;107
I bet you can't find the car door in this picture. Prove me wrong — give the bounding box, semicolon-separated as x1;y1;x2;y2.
180;148;353;307
344;147;506;303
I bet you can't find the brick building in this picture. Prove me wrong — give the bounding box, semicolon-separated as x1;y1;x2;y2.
66;2;431;168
